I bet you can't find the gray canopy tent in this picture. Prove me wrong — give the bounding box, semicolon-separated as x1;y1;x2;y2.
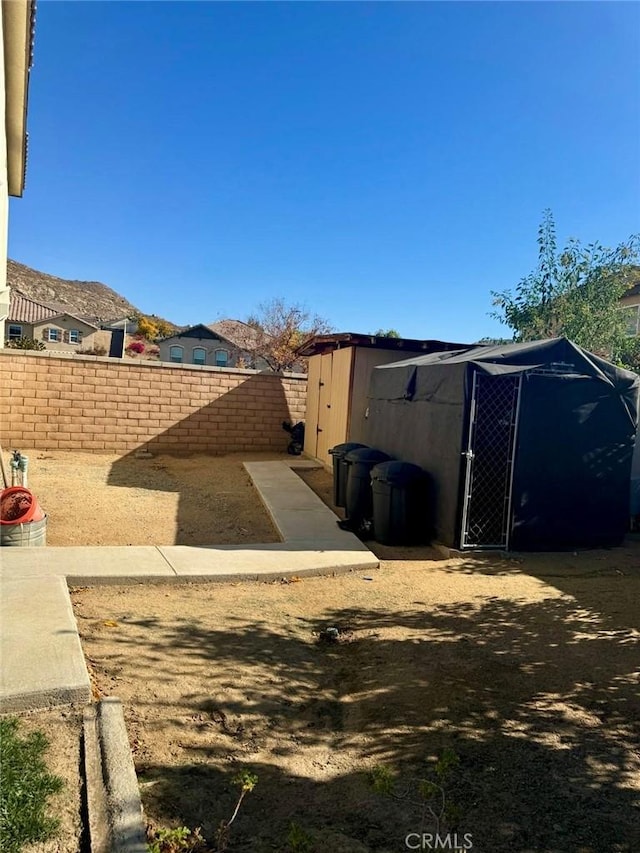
365;338;639;550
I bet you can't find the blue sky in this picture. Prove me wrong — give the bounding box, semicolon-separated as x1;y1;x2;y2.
9;1;640;342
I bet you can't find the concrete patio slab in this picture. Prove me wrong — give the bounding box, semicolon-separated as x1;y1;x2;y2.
0;575;91;713
158;542;378;579
0;546;176;582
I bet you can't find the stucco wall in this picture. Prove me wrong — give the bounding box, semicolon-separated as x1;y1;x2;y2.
0;8;9;348
158;335;238;367
157;335;269;370
30;316;103;350
0;350;307;454
6;321;114;353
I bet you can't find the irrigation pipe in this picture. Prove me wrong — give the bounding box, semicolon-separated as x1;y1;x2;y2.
0;443;8;489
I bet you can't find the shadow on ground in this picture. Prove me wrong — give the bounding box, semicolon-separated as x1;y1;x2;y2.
75;556;640;853
106;375;297;545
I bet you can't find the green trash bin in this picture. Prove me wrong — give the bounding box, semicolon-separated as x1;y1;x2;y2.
329;442;368;507
344;447;393;529
371;461;429;545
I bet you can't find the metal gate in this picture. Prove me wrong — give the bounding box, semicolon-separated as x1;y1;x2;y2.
460;372;522;549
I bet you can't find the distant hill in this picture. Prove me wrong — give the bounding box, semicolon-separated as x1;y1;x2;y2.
7;259;178;329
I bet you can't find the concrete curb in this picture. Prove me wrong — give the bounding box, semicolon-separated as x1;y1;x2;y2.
84;699;147;853
83;705;111;853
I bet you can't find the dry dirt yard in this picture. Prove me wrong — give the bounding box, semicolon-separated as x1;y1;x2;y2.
26;451;283;546
72;538;640;853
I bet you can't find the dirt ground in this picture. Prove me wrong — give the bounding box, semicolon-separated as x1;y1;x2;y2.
25;451;283;546
71;533;640;852
17;708;84;853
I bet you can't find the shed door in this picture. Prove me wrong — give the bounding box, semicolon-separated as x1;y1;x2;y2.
325;346;354;454
303;349;354;465
303;355;322;458
460;372;522;549
316;353;334;463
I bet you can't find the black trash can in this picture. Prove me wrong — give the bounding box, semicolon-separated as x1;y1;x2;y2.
371;461;430;545
329;442;368;507
344;448;392;528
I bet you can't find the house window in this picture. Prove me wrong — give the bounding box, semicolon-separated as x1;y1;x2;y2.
623;305;640;337
47;328;60;342
215;349;228;367
69;329;81;344
169;345;183;363
8;324;22;340
192;347;206;365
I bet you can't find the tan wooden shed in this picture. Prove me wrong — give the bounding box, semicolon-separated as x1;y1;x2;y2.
298;333;471;466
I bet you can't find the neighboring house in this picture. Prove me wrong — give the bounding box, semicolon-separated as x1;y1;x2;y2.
100;316;139;358
5;289;113;352
158;320;270;369
0;0;35;347
620;276;640;337
101;316;139;334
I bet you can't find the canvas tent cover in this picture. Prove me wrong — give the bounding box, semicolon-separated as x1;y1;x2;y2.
367;338;639;549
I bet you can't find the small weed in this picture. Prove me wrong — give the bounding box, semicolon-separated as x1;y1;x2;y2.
0;717;64;853
215;770;258;852
149;769;258;853
287;821;314;852
369;748;461;835
147;825;205;853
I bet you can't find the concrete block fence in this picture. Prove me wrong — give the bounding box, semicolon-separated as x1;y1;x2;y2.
0;350;307;454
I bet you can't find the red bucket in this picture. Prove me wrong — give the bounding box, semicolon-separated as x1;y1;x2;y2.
0;487;45;524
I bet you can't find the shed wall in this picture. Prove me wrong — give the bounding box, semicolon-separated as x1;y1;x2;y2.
363;364;468;544
350;347;427;443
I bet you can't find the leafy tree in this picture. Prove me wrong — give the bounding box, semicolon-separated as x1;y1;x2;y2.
245;298;332;372
374;328;401;338
129;313;174;342
491;210;640;368
619;335;640;373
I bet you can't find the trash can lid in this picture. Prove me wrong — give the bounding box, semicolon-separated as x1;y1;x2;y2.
329;442;368;457
344;448;392;464
371;460;427;485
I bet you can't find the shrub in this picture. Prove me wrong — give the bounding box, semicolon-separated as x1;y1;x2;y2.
126;340;146;354
0;717;64;853
77;345;107;356
6;337;46;351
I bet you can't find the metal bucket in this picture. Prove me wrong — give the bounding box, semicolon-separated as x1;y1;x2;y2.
0;515;47;547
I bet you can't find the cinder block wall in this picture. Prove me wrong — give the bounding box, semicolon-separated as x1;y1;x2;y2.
0;351;307;454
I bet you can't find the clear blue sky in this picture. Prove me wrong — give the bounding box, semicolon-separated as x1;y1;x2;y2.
8;1;640;342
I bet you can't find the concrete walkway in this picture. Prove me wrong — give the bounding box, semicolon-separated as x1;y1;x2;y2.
0;460;378;712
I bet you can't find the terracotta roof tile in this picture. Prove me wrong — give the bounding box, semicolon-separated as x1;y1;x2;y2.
206;319;266;349
8;290;58;323
8;289;98;328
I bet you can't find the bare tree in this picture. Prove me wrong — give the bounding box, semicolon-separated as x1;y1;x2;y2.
244;298;333;372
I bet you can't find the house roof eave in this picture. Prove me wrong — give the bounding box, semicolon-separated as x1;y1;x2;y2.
3;0;35;198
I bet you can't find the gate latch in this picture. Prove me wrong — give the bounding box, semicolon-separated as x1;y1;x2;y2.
462;450;474;460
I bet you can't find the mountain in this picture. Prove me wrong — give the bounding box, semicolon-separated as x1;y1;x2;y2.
7;259;178;328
